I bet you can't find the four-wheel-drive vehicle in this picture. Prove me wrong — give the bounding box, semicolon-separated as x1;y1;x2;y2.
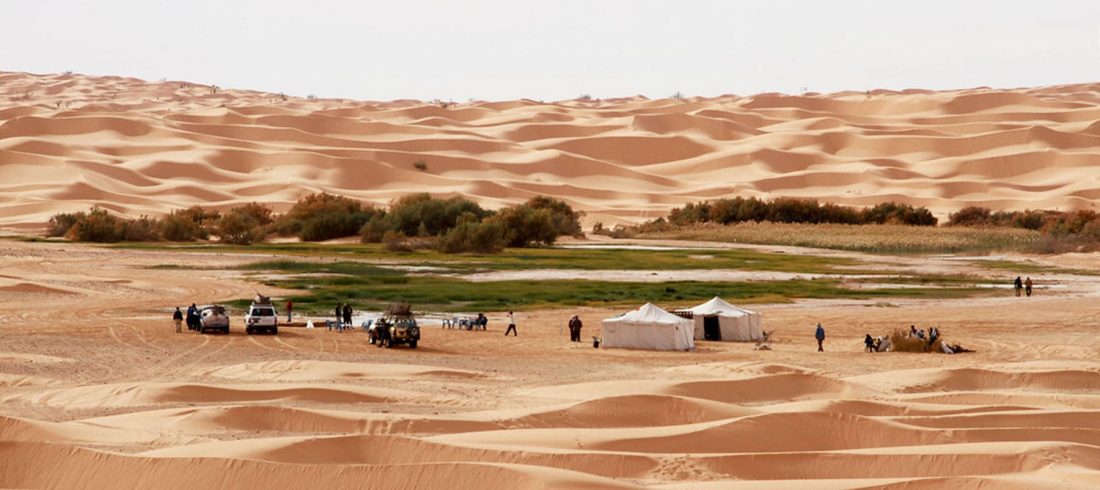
368;303;420;348
199;305;230;334
245;301;278;335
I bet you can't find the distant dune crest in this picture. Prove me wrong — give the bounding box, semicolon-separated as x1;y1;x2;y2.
3;71;1100;230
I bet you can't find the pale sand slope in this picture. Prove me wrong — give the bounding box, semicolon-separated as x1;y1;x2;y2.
2;241;1100;488
4;71;1100;230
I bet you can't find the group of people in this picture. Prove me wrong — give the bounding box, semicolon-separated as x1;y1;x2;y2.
171;304;202;333
567;315;584;342
1013;276;1034;297
333;302;354;328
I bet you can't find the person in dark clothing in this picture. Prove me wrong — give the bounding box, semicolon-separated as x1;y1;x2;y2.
1014;276;1023;297
815;323;825;352
286;299;293;322
572;316;583;342
334;303;342;328
343;303;352;327
187;303;199;331
1025;277;1033;297
173;307;184;333
864;334;875;353
505;311;517;336
476;313;487;330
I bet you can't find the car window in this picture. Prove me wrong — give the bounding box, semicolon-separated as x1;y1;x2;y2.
252;308;275;316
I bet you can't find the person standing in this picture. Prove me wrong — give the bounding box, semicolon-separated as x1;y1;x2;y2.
1014;276;1023;297
187;303;199;331
343;303;353;328
505;311;517;336
573;316;583;342
173;307;183;333
334;303;342;328
286;299;293;322
864;334;875;353
1025;277;1033;297
815;323;825;352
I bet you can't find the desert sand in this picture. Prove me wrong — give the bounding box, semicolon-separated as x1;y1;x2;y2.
5;71;1100;231
2;239;1100;489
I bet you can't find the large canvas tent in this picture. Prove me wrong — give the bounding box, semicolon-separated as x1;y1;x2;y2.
684;297;763;342
601;303;694;351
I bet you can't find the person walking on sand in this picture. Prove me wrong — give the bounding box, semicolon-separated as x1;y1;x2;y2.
864;334;875;353
286;299;293;322
815;323;825;352
1014;276;1023;297
173;307;183;333
505;311;518;336
1025;277;1033;297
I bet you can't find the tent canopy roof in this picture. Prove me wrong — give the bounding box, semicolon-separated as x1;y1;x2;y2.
684;297;757;317
604;303;691;325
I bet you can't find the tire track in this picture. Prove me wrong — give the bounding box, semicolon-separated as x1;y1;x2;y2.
107;326;135;349
272;336;303;351
248;335;291;353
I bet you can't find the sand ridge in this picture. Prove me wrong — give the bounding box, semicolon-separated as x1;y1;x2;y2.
5;71;1100;229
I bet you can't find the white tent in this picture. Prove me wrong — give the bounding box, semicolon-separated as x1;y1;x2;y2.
684;297;763;342
601;303;694;351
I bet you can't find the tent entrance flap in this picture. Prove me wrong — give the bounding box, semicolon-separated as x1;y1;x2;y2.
703;316;722;341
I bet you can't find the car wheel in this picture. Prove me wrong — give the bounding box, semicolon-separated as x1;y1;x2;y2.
409;340;417;349
271;327;278;335
246;327;254;335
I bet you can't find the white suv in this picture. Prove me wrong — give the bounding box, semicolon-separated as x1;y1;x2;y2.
245;303;278;335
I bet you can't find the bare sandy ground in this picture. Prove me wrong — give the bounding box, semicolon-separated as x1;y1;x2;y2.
2;240;1100;489
5;71;1100;230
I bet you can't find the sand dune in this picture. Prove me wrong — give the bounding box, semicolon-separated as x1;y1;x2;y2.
5;72;1100;227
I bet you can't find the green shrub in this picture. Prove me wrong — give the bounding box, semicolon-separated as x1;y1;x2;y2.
280;192;376;241
523;196;583;237
359;213;388;243
436;213;507;253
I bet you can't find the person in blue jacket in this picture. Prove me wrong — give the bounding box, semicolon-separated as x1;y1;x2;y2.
815;323;825;352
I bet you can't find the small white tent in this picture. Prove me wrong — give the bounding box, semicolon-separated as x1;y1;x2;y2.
685;297;763;342
601;303;694;351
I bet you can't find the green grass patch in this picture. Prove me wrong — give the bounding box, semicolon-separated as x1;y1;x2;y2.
114;241;861;274
243;260;994;313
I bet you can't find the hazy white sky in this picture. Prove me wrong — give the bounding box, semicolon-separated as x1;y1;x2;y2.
4;1;1099;100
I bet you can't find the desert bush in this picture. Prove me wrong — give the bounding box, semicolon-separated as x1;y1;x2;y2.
385;193;488;237
862;202;937;226
158;206;212;241
359;213;389;243
522;196;584;237
436;213;507;253
667;198;936;227
492;205;557;247
122;215;160;242
279;192;376;241
947;206;992;226
217;203;274;245
67;207;126;242
46;212;83;237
